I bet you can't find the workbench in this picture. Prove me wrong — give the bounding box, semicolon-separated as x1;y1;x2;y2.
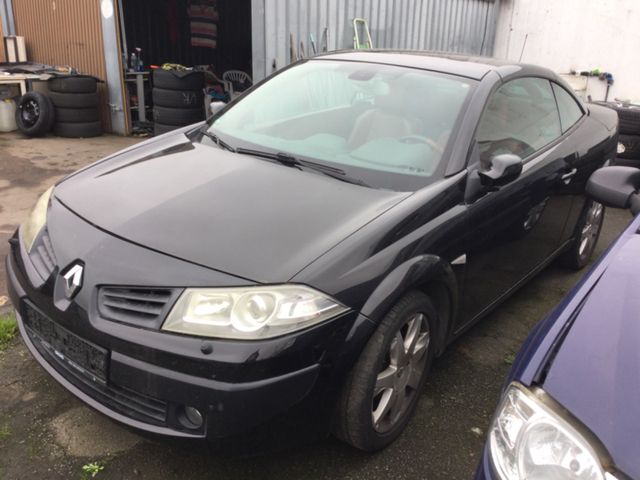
0;72;53;96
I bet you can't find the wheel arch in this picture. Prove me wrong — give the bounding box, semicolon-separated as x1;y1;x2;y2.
360;254;459;356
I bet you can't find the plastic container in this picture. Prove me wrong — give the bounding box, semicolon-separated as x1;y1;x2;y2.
0;99;17;133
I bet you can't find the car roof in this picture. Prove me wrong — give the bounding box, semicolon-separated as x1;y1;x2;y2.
316;50;552;81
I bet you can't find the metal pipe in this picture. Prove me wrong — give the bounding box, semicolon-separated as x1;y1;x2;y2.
0;0;16;36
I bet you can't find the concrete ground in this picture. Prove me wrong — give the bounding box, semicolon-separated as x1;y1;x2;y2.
0;132;142;301
0;131;631;480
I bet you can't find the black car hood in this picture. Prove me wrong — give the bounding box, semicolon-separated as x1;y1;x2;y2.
55;133;410;282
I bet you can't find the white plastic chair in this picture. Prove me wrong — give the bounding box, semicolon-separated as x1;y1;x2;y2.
222;70;252;99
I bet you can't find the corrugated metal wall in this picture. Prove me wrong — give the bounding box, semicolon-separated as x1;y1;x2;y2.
0;19;5;63
11;0;110;131
252;0;499;81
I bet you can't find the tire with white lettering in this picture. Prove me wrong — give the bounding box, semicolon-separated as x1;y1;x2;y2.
152;88;204;108
153;69;204;91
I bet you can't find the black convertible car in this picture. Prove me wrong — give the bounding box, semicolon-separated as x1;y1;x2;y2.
7;51;617;451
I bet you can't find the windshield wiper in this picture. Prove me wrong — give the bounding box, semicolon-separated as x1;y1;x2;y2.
200;128;235;152
235;148;306;169
234;147;368;187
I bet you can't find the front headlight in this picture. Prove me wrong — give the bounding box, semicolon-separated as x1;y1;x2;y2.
162;285;349;339
21;186;54;253
489;383;607;480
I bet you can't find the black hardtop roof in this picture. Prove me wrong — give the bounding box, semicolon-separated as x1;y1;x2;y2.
316;50;554;81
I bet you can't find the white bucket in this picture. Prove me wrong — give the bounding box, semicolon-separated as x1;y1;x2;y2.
0;99;17;133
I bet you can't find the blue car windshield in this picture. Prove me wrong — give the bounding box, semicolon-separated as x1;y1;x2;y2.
208;60;474;191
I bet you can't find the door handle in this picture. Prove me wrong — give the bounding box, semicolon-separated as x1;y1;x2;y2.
561;168;578;185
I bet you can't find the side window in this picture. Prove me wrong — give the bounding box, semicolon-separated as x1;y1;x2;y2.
552;83;584;133
476;78;562;164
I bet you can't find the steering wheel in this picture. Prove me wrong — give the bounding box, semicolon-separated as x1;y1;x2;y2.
398;135;444;154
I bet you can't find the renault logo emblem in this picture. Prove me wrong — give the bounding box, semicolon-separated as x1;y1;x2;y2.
62;264;84;299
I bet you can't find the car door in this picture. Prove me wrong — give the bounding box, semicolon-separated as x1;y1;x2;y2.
549;81;593;244
456;77;577;330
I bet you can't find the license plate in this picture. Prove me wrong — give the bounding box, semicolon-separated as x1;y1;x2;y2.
23;303;108;383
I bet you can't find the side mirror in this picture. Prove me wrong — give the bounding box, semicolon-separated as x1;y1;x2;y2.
209;101;226;117
478;154;523;187
586;166;640;215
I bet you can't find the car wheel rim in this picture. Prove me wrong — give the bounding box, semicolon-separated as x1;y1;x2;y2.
21;100;40;127
578;202;603;259
371;313;430;434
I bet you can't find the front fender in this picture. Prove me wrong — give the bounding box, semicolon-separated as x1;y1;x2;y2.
360;254;458;354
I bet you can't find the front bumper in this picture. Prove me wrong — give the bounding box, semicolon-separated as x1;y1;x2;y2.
474;446;497;480
7;230;374;441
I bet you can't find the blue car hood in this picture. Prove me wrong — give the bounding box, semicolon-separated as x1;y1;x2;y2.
543;225;640;479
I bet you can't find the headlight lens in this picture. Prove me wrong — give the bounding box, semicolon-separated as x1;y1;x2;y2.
617;142;626;154
490;383;606;480
162;285;348;339
21;186;54;252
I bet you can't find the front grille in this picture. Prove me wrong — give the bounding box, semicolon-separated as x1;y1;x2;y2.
29;229;57;280
98;287;181;329
23;302;168;426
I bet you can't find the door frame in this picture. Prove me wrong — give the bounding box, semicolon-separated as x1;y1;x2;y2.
0;0;15;36
100;0;129;135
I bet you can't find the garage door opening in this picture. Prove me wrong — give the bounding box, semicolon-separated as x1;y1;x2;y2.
118;0;252;130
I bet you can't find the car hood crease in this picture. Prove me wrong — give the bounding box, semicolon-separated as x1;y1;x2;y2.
54;138;410;283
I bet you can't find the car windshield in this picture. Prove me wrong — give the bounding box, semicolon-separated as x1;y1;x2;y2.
207;59;475;191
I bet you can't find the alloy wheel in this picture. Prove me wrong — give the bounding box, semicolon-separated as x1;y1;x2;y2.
371;312;430;433
21;100;40;127
578;201;604;260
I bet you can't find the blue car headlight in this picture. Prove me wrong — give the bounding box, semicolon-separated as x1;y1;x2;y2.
489;383;609;480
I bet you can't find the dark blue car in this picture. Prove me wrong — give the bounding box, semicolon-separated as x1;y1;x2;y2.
476;166;640;480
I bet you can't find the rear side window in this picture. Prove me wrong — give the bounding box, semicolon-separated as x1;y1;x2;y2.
552;83;584;133
476;77;562;163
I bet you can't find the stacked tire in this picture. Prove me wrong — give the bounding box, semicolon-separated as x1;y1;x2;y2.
48;76;102;138
593;101;640;168
616;106;640;168
152;69;205;136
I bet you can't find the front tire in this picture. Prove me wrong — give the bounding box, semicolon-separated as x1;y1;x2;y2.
560;199;605;270
335;291;436;451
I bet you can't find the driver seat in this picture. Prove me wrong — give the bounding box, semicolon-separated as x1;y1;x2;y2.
348;94;421;149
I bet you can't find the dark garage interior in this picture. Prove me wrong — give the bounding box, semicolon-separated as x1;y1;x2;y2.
120;0;253;78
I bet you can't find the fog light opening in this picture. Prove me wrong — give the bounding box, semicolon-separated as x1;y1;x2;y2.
177;405;204;430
